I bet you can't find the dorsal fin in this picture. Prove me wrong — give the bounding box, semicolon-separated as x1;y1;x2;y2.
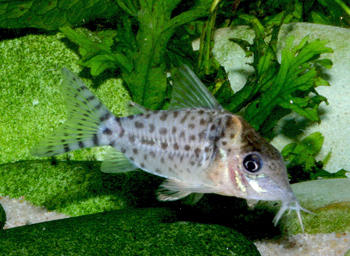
125;101;147;115
169;65;222;110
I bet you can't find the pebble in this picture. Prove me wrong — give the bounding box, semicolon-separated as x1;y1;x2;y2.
255;232;350;256
0;196;68;229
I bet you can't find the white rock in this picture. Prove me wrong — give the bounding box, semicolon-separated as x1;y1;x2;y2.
291;178;350;209
210;23;350;172
0;196;68;229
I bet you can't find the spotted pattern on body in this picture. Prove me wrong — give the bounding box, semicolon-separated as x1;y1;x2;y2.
108;108;228;180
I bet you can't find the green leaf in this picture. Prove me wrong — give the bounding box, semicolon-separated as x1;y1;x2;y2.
142;66;168;109
315;58;333;69
310;169;350;179
282;132;324;172
0;0;120;30
82;54;118;76
60;26;132;75
242;35;332;130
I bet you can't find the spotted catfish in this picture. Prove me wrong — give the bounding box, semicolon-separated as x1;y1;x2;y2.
32;66;311;231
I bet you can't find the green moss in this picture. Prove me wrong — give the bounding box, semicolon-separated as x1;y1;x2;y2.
0;208;260;255
0;31;131;164
0;202;5;229
0;160;161;216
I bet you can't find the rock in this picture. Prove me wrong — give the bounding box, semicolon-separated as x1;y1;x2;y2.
0;196;68;229
292;178;350;209
273;23;350;173
210;23;350;172
0;30;131;164
0;160;161;217
257;179;350;235
0;202;5;229
0;208;260;256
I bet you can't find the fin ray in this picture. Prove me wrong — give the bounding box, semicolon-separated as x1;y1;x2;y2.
101;148;137;173
169;65;222;110
32;68;113;157
157;179;192;201
126;101;147;115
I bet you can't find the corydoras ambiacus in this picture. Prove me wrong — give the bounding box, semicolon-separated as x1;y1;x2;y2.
33;66;311;231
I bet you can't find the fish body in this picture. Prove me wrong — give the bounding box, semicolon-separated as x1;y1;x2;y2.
33;66;310;230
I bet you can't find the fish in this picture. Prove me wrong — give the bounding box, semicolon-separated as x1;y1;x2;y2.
32;66;311;231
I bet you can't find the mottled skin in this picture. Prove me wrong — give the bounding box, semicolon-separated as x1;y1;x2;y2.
99;109;221;189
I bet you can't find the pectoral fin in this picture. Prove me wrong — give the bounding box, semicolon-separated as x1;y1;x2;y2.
157;179;192;201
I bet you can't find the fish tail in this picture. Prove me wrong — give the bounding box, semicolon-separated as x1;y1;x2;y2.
32;68;116;157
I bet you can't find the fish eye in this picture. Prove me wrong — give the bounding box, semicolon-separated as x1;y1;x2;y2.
243;153;262;173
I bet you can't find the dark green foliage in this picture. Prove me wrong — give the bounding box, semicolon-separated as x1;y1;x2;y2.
59;27;133;76
221;16;333;139
282;132;350;183
60;0;211;109
0;0;120;30
0;208;260;255
226;0;350;28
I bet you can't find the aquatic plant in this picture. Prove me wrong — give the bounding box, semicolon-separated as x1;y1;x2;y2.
282;132;350;182
60;1;212;110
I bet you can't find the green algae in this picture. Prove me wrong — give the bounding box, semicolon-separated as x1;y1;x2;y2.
0;160;161;216
0;31;131;164
279;202;350;235
0;208;260;256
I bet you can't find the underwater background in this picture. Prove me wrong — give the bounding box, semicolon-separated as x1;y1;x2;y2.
0;0;350;255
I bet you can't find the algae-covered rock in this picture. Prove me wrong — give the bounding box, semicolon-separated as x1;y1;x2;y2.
0;31;131;164
0;208;260;255
257;179;350;235
0;160;161;216
0;203;5;229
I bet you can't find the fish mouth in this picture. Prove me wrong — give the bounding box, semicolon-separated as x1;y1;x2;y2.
244;174;293;201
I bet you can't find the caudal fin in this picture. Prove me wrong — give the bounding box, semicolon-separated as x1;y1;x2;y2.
32;68;113;157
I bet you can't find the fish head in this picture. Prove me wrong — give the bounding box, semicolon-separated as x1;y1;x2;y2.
216;115;311;230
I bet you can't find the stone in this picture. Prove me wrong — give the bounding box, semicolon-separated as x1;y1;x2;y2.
273;23;350;173
0;208;260;256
